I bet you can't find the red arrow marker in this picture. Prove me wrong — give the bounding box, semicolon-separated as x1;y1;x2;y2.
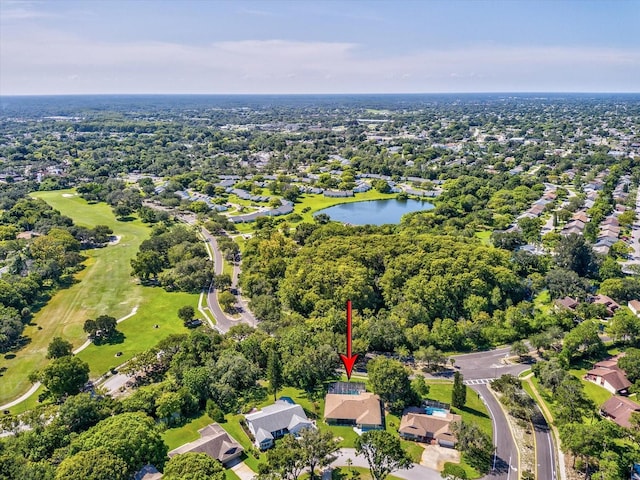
339;300;358;380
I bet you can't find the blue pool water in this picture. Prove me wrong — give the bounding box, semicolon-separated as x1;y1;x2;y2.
425;407;448;416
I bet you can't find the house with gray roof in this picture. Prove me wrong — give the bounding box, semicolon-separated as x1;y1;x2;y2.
168;423;243;466
244;400;314;450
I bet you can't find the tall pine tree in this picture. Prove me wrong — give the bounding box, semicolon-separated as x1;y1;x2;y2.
267;345;283;401
452;371;466;409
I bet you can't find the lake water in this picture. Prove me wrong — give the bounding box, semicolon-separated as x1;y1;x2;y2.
316;198;435;225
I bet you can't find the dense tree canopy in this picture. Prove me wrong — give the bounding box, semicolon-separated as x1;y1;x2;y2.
55;448;129;480
37;355;90;399
163;452;224;480
69;412;168;476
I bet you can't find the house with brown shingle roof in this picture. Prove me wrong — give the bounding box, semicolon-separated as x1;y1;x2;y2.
585;355;631;395
592;294;620;317
572;211;589;223
324;392;383;431
168;423;243;466
600;396;640;428
399;407;461;448
555;296;578;311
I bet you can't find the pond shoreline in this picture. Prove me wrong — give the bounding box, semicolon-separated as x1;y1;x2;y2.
316;198;435;225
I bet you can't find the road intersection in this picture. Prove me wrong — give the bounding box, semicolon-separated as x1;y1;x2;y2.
453;347;556;480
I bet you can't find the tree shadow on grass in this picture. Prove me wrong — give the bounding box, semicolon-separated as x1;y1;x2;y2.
93;331;126;346
459;404;490;420
117;216;136;222
58;274;81;288
329;468;350;480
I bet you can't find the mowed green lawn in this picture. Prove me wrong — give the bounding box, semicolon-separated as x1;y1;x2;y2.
0;190;197;405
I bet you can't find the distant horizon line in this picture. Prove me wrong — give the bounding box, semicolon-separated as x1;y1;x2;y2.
1;91;639;97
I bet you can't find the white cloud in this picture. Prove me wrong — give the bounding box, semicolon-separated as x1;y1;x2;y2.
1;27;639;94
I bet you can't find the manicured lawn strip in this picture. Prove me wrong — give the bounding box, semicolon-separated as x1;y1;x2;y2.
162;414;215;450
232;222;255;234
264;386;323;416
529;376;558;420
6;386;45;415
458;461;482;480
223;260;233;277
220;414;265;472
198;292;216;326
425;383;492;438
227;195;264;209
225;470;241;480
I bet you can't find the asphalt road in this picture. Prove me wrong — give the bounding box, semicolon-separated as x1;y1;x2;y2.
453;347;555;480
531;403;556;480
471;384;518;480
200;228;256;333
453;346;530;381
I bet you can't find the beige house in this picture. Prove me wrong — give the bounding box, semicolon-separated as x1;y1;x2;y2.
399;407;461;448
324;392;383;430
628;300;640;316
168;423;243;466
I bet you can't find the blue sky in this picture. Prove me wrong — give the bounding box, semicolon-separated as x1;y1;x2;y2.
1;0;639;94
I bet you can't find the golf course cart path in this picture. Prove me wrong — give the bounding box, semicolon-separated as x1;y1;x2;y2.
0;305;139;411
72;306;139;355
0;382;42;410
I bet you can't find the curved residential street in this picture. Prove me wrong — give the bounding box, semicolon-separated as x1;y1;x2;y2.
531;402;556;480
471;383;518;480
453;347;556;480
201;227;256;333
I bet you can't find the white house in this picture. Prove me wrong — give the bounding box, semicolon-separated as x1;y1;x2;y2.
244;400;314;450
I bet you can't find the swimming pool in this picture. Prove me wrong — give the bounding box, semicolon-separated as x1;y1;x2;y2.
425;407;448;417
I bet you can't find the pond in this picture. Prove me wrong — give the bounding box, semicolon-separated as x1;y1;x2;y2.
316;198;435;225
